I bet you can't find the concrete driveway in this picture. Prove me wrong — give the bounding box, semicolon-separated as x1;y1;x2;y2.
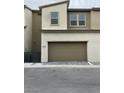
24;67;100;93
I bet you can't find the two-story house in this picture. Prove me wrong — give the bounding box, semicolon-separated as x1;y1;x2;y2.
24;0;100;63
40;0;100;63
24;5;41;62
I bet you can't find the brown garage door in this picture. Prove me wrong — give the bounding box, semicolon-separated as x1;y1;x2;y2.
48;42;87;62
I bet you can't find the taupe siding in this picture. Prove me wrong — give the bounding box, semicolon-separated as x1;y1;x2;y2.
32;12;41;52
48;42;87;61
90;11;100;29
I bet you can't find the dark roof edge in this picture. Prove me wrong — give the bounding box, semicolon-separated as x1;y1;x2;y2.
32;10;39;13
68;9;91;12
39;0;69;9
24;5;32;11
24;5;40;13
68;7;100;12
32;10;41;15
92;7;100;11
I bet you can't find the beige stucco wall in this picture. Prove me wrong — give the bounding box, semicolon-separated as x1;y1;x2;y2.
24;8;32;52
24;10;26;27
41;3;68;30
32;12;41;52
41;33;100;63
90;11;100;29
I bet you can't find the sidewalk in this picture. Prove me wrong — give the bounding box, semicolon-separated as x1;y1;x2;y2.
24;62;100;68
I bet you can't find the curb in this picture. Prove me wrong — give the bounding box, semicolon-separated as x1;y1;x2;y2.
24;63;100;68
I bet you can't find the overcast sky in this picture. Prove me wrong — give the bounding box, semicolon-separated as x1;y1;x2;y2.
24;0;100;10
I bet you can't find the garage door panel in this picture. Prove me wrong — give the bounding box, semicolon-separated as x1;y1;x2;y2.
48;42;87;61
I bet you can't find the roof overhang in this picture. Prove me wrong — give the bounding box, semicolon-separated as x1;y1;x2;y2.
68;8;91;12
68;7;100;12
92;7;100;11
24;5;32;11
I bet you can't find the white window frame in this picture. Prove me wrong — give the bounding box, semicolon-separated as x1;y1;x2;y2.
69;14;77;26
70;14;86;27
50;12;59;25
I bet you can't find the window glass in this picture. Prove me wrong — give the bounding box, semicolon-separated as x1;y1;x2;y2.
51;19;58;24
79;20;85;25
79;15;85;26
51;12;58;24
70;14;77;26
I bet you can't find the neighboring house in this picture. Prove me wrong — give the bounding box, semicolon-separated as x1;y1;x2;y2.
24;0;100;63
24;6;41;62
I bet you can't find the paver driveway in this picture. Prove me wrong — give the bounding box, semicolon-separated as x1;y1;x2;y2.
24;67;100;93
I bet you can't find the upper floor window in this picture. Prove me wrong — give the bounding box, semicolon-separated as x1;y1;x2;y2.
70;14;77;26
70;14;86;27
51;12;59;25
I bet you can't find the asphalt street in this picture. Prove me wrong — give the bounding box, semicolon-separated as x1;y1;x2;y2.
24;67;100;93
